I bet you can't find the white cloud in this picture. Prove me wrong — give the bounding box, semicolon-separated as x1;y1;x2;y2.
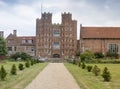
0;0;120;39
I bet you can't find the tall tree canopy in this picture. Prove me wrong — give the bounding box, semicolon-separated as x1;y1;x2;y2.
0;37;7;56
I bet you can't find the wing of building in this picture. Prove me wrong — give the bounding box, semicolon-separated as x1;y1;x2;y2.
6;30;36;56
80;25;120;56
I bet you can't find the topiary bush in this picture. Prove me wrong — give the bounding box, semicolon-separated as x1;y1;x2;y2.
81;62;86;69
87;65;93;72
18;63;24;70
0;65;7;80
31;60;34;66
102;67;111;82
10;64;17;75
92;65;100;76
25;61;30;68
78;62;81;67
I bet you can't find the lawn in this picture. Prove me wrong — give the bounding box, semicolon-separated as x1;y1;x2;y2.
64;63;120;89
0;61;48;89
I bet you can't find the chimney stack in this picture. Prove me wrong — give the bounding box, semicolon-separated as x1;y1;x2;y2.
0;31;4;37
13;30;17;36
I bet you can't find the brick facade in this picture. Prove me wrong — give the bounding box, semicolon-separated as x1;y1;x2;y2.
80;25;120;56
36;12;77;58
6;30;36;56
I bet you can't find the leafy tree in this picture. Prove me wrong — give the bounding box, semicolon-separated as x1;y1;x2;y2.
102;67;111;82
92;65;100;76
0;65;7;80
0;37;7;59
10;64;17;75
80;50;95;62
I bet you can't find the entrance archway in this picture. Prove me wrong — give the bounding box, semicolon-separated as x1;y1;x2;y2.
53;54;60;58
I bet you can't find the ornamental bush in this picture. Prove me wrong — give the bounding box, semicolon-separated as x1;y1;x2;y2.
18;63;24;70
10;64;17;75
25;61;30;68
80;50;95;62
87;65;93;72
92;65;100;76
31;60;34;66
78;62;81;67
94;52;104;58
81;62;86;69
0;65;7;80
102;67;111;82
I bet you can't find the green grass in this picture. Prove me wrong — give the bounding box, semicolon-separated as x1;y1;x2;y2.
64;63;120;89
0;61;48;89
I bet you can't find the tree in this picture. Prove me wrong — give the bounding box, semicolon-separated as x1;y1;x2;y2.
80;50;95;62
102;67;111;82
0;37;7;59
10;64;17;75
0;65;7;80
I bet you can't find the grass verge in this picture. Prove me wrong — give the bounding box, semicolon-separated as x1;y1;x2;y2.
0;61;48;89
64;63;120;89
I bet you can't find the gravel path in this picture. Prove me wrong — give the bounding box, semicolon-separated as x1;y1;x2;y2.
25;63;80;89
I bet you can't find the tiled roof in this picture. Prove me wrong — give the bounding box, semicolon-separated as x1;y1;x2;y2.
80;27;120;39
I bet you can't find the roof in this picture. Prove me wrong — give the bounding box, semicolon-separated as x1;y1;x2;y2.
80;27;120;39
6;34;36;46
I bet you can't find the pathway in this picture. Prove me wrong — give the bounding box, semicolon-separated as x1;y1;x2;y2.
25;63;80;89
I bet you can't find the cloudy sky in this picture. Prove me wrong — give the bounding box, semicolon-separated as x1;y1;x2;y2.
0;0;120;39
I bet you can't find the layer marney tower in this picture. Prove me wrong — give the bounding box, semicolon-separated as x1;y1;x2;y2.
36;12;77;58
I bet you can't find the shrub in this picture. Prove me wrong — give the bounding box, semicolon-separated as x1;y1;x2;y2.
92;65;100;76
73;59;76;65
18;63;24;70
87;65;93;72
10;64;17;75
0;65;7;80
78;62;81;67
106;52;118;59
31;60;34;66
11;52;32;61
25;61;30;68
81;62;86;69
94;52;104;58
80;50;95;62
102;67;111;82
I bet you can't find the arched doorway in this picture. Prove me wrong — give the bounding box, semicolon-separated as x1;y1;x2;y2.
53;54;60;58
